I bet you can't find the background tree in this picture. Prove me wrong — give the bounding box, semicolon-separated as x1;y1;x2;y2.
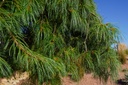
0;0;120;85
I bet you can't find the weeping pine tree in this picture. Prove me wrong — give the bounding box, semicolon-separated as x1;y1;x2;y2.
0;0;120;85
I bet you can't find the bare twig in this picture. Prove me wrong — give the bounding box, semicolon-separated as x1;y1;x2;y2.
0;0;5;7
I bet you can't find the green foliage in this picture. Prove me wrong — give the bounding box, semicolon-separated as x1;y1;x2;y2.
0;57;12;77
93;49;120;81
0;0;121;85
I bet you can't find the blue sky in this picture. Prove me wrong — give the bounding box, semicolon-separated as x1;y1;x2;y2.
94;0;128;46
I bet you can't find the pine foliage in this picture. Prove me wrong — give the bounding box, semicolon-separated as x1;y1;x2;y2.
0;0;120;84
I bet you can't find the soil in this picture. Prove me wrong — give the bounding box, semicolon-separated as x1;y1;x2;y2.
1;63;128;85
61;63;128;85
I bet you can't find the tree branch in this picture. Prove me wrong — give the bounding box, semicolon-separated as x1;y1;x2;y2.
0;0;5;8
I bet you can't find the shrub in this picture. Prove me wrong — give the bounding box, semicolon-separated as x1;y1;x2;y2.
118;44;127;64
125;49;128;55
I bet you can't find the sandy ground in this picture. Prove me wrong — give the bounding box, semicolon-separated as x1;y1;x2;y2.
61;62;128;85
62;74;114;85
1;63;128;85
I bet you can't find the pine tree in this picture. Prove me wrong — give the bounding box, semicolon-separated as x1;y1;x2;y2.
0;0;120;84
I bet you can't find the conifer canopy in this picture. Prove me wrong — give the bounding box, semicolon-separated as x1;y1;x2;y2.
0;0;120;84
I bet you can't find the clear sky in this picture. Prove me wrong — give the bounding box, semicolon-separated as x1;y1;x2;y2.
94;0;128;46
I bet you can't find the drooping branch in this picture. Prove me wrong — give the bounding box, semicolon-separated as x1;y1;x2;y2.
9;32;66;84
